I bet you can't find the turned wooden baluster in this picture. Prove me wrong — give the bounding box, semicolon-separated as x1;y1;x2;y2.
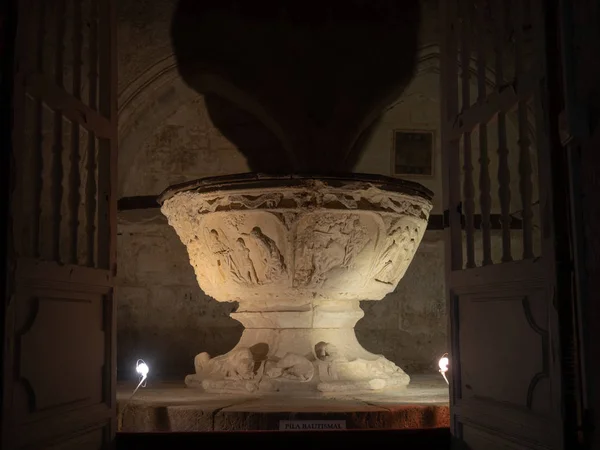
96;0;114;270
51;0;67;262
514;0;535;259
460;0;476;268
86;0;99;267
476;1;493;266
493;0;513;262
68;0;83;264
32;1;46;258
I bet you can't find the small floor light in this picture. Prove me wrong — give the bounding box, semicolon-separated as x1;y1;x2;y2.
438;353;449;385
117;359;150;431
134;359;149;393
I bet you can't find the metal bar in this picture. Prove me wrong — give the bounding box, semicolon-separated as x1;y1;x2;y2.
476;0;493;266
460;0;476;268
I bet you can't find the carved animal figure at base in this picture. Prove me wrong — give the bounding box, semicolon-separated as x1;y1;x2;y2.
315;341;346;362
264;353;315;382
194;348;257;381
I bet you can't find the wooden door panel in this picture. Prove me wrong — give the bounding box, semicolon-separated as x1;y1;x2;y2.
5;0;118;448
441;0;565;448
452;286;559;447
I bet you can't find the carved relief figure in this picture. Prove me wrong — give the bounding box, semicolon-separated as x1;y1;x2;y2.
249;226;287;281
342;217;369;266
234;237;259;284
313;237;346;278
207;229;243;282
294;214;370;287
373;239;404;284
373;225;419;285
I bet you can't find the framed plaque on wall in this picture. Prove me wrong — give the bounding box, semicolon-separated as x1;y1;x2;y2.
391;130;435;177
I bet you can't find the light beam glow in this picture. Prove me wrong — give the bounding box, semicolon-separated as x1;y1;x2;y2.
136;360;149;378
131;359;149;396
438;353;449;385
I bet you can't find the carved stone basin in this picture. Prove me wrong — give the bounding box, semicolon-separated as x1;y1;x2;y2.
159;173;433;395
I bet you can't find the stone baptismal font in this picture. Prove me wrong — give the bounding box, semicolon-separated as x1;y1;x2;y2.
159;173;432;395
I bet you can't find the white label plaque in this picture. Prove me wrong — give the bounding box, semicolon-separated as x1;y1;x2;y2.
279;420;347;431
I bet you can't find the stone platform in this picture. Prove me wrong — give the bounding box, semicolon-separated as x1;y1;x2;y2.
117;375;449;432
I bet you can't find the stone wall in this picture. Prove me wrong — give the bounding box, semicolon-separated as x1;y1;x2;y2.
116;211;242;380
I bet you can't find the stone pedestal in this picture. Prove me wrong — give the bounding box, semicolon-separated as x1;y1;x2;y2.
159;174;432;395
116;375;450;432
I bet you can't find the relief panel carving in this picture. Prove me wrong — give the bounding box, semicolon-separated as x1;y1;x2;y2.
293;212;375;292
188;211;291;300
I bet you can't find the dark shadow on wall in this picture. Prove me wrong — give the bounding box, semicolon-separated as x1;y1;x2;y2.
171;0;422;174
115;216;244;382
204;94;290;174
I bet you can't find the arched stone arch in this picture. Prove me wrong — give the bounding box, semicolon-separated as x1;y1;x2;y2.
117;55;296;196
